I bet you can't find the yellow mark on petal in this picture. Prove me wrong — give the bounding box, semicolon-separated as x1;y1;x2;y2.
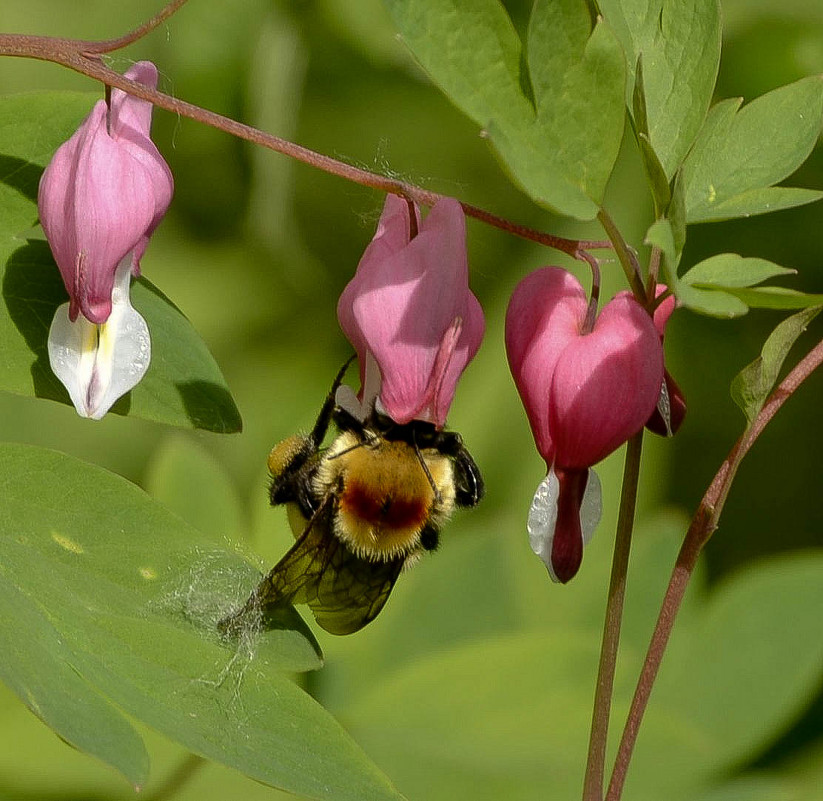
708;184;716;203
51;532;84;554
138;567;157;580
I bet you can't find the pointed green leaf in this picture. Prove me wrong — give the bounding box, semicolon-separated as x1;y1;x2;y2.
681;254;796;287
723;286;823;310
0;443;406;801
686;186;823;224
674;282;749;318
385;0;625;219
731;306;822;424
683;76;823;223
598;0;722;177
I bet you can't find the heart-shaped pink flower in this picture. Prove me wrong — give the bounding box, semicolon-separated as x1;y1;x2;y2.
506;267;664;582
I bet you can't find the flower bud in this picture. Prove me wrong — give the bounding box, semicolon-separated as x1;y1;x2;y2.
337;195;484;427
506;267;664;582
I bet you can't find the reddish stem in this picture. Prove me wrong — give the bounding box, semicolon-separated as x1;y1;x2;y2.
0;12;610;262
606;336;823;800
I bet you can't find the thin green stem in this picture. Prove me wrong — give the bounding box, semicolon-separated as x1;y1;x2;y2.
606;336;823;800
582;432;644;801
597;209;646;300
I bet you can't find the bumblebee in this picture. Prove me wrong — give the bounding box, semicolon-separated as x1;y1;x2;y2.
221;360;483;636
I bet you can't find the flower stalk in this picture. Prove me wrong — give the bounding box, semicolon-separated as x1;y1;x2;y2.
0;1;609;264
605;335;823;800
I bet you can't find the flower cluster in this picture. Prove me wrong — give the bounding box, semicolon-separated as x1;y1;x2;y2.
41;80;684;587
39;61;172;419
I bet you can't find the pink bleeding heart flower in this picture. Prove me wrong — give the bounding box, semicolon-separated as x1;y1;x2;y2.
644;287;687;436
505;267;664;582
38;61;173;419
337;194;484;428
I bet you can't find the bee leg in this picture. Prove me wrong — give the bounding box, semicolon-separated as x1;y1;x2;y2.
420;524;440;552
433;432;485;508
268;356;355;506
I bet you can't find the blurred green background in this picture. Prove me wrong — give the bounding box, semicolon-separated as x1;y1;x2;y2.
1;0;823;799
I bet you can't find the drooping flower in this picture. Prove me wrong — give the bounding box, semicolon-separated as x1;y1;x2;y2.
38;61;173;419
337;195;484;428
505;267;664;582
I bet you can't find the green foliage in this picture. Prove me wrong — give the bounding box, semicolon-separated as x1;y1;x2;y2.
731;306;822;424
0;442;409;801
599;0;722;178
682;76;823;223
1;0;823;798
0;93;242;432
384;0;626;219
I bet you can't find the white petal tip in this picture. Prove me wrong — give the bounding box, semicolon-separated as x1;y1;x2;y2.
527;472;560;581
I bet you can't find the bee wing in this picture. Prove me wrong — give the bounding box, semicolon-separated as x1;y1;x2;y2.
305;543;405;635
224;500;405;637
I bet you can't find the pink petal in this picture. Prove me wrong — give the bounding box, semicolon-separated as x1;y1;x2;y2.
550;293;664;468
339;196;483;426
505;267;588;464
39;102;157;323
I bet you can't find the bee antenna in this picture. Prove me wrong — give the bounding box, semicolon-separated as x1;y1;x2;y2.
413;431;442;505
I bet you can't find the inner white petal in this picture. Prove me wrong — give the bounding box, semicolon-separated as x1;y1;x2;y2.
580;468;602;546
48;257;150;420
527;470;560;582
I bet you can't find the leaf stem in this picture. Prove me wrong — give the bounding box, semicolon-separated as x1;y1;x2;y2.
582;432;644;801
0;16;611;262
605;335;823;800
597;209;646;299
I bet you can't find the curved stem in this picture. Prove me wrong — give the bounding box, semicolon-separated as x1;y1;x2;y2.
0;26;611;262
83;0;191;54
582;433;644;801
606;336;823;800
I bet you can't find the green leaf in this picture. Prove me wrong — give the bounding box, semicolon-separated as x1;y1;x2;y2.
385;0;626;219
683;76;823;223
0;239;242;432
681;254;796;288
686;186;823;224
343;631;605;800
722;286;823;310
636;553;823;782
0;443;405;801
599;0;722;178
0;92;97;241
674;282;749;318
644;217;681;286
143;436;247;544
731;306;822;423
383;0;530;133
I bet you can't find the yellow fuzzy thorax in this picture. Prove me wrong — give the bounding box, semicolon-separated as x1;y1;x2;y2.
315;430;456;561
